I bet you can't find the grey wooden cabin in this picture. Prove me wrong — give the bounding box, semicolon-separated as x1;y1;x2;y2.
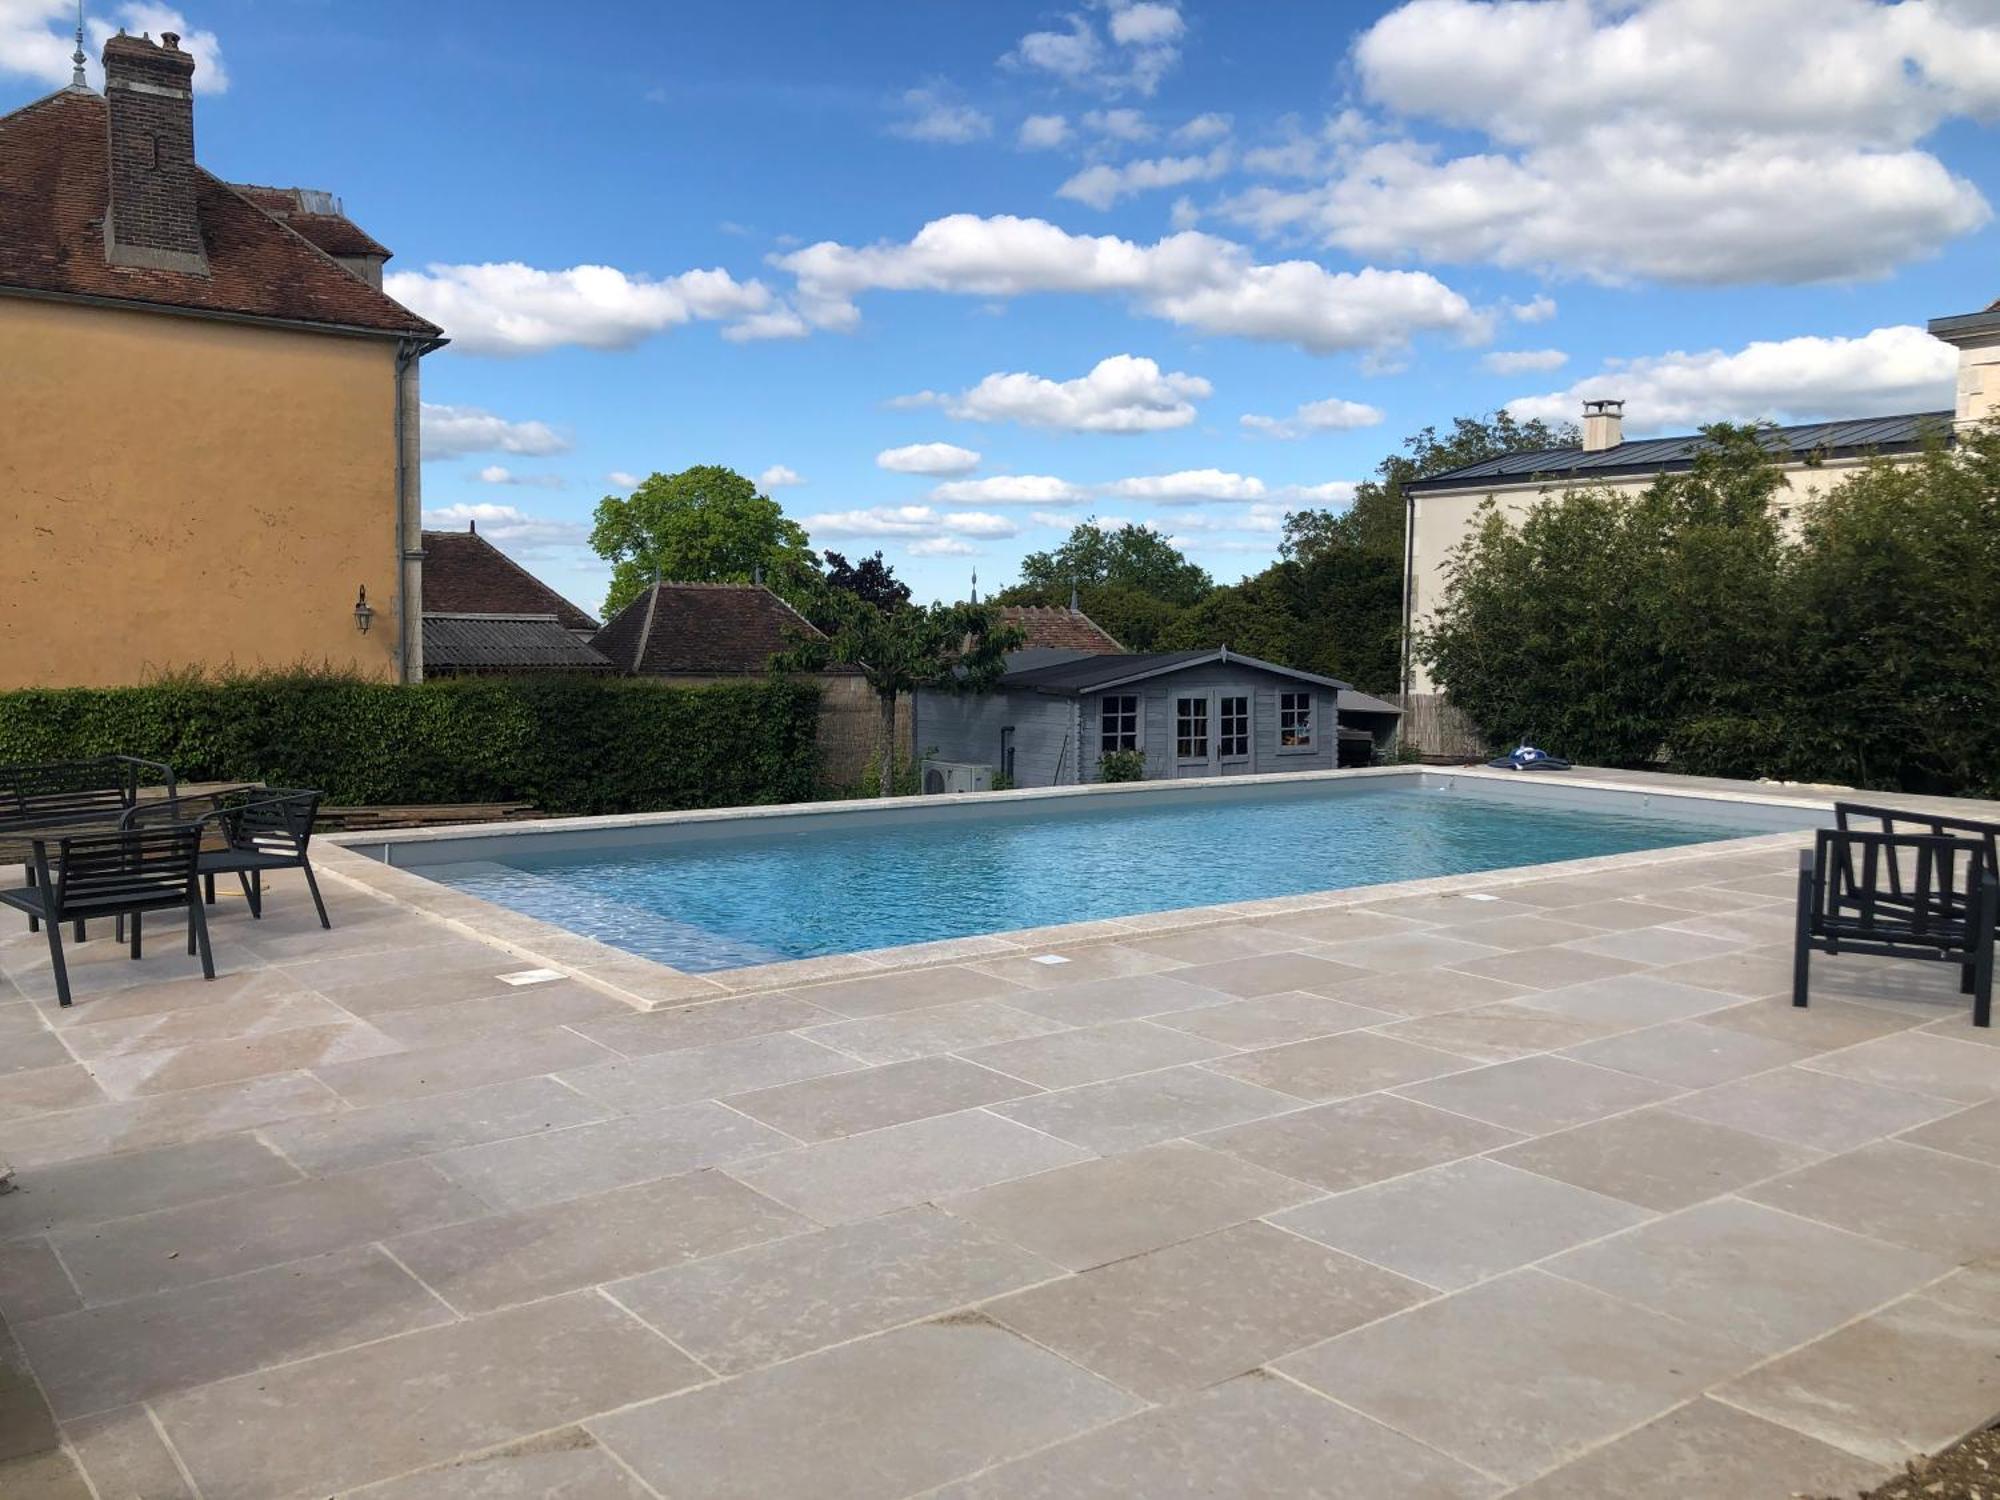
913;648;1372;787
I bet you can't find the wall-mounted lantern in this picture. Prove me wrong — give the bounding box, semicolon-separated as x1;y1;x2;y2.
353;585;375;635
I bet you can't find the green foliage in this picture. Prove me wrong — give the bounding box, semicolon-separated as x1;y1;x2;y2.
818;550;911;618
1006;521;1215;608
1097;749;1147;782
591;465;820;618
0;669;823;815
1419;422;2000;799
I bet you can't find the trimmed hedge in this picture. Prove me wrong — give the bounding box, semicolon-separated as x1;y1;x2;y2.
0;672;823;815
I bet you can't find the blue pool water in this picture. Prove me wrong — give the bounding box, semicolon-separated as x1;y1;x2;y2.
416;783;1794;973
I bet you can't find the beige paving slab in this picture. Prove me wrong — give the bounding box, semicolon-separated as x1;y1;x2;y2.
87;1020;406;1100
1360;892;1544;927
157;1290;703;1500
555;1031;863;1112
944;1141;1318;1271
1253;907;1433;945
1510;972;1743;1029
1927;1261;2000;1319
1503;1397;1888;1500
961;1019;1232;1089
259;1073;612;1176
1561;1018;1819;1088
1547;1197;1950;1355
1668;1066;1961;1153
1394;1055;1682;1136
361;981;631;1050
1718;1292;2000;1468
1494;1108;1820;1212
1799;1029;2000;1103
1741;1139;2000;1259
608;1206;1058;1376
344;1427;655;1499
1205;1030;1473;1102
1271;1157;1652;1292
1497;876;1637;909
1561;926;1750;968
0;1238;79;1323
0;1071;341;1170
25;965;305;1031
796;999;1068;1065
1167;951;1375;998
0;1032;79;1076
0;1134;297;1240
52;1158;488;1303
49;988;350;1061
587;1318;1141;1500
389;1168;808;1315
428;1099;797;1212
726;1056;1038;1142
781;964;1028;1018
988;1064;1301;1154
273;937;529;999
726;1109;1093;1224
987;1220;1427;1400
996;971;1235;1026
1320;931;1507;975
1331;965;1530;1018
16;1244;454;1418
1147;988;1394;1048
64;1405;195;1500
1199;1093;1521;1193
1921;1009;2000;1046
1652;945;1796;998
1436;913;1606;952
971;944;1185;990
1448;946;1648;991
1374;1002;1633;1064
1276;1268;1755;1485
7;943;259;1006
310;1026;614;1107
1659;905;1799;945
0;1447;90;1499
935;1371;1503;1500
0;1063;104;1123
1123;924;1306;963
1552;898;1703;932
1899;1096;2000;1165
568;992;832;1058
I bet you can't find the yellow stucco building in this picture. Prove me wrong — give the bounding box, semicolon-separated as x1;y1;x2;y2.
0;32;443;690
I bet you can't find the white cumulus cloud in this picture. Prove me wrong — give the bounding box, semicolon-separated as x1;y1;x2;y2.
1240;396;1386;438
1174;112;1233;145
3;4;229;93
1504;323;1958;433
1018;114;1072;150
930;475;1089;506
475;465;564;490
758;465;804;489
928;354;1211;433
1481;349;1569;375
1104;469;1268;503
420;403;571;460
1005;2;1184;96
606;471;642;490
891;85;992;144
876;442;982;476
421;502;587;553
1057;147;1232;211
384;261;777;355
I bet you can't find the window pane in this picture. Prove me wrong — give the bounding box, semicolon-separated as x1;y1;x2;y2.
1280;692;1313;748
1176;697;1209;759
1219;695;1249;757
1101;694;1139;754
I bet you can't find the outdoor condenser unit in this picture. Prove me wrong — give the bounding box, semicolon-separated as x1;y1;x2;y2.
922;760;995;795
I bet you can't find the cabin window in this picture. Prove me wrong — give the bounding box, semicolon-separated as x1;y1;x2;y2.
1100;695;1139;754
1176;697;1210;759
1219;695;1250;759
1279;692;1315;750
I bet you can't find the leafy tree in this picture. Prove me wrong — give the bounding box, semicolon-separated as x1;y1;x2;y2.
820;550;911;614
1160;570;1303;663
1005;521;1214;608
591;465;818;618
773;594;1025;798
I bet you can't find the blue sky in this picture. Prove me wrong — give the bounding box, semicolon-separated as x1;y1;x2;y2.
6;0;1997;615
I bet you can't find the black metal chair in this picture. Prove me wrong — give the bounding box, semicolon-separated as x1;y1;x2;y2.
1;756;176;940
1794;827;1996;1028
196;789;331;929
1835;802;2000;904
0;826;213;1007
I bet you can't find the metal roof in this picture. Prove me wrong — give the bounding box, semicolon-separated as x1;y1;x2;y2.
999;649;1349;695
1338;688;1404;718
423;614;613;673
1402;411;1956;496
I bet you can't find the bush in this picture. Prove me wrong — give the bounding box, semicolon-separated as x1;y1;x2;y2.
0;668;823;815
1098;749;1147;782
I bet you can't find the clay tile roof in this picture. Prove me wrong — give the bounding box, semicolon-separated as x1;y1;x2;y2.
0;89;438;338
995;605;1125;653
421;529;599;633
227;184;393;260
594;582;825;676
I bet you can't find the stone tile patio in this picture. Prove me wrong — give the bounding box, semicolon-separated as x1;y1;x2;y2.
2;810;1998;1498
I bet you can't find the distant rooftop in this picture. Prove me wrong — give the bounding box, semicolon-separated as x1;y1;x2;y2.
1404;411;1956;495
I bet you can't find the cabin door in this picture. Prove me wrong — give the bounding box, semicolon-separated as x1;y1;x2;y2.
1172;693;1216;778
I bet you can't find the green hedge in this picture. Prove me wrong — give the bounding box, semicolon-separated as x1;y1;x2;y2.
0;672;823;815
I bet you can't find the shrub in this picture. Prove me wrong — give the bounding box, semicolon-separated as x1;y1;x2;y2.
0;668;823;815
1098;749;1147;782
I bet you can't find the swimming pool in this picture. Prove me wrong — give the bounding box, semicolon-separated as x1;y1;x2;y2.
380;774;1817;974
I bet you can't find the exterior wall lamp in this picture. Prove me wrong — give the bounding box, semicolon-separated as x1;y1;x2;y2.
354;585;375;635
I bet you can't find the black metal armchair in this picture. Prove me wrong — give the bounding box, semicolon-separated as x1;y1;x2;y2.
196;789;331;929
1;756;177;939
0;826;213;1007
1793;827;1996;1028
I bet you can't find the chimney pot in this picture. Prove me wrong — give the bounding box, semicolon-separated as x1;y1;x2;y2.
162;32;180;49
1581;398;1625;453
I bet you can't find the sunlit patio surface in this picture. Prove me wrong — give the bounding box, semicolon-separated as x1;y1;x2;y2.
2;807;1997;1498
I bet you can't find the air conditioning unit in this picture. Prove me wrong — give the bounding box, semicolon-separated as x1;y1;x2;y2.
922;760;994;795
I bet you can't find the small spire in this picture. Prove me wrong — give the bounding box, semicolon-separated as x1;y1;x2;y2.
969;568;979;604
69;1;88;90
1069;580;1079;613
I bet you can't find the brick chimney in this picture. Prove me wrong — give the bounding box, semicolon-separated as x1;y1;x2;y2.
102;31;207;274
1581;398;1625;452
